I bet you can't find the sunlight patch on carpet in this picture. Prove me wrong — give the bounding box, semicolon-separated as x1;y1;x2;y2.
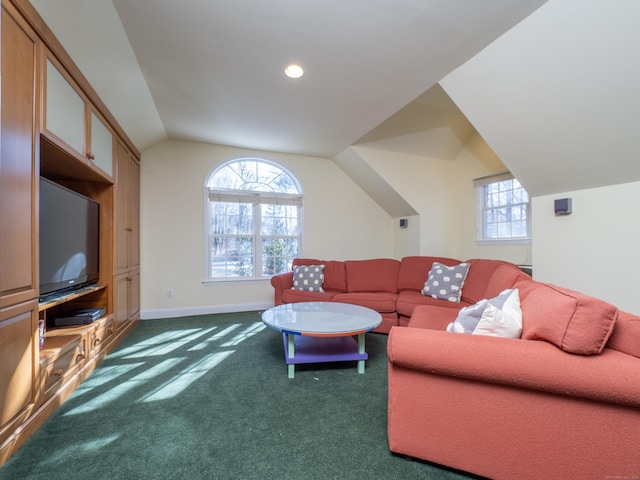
109;329;207;359
70;363;144;399
221;322;266;346
63;358;185;415
188;323;241;351
121;327;219;358
40;434;121;467
139;351;234;403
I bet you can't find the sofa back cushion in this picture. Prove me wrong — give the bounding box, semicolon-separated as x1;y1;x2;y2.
516;279;617;355
606;310;640;358
461;259;523;304
292;258;347;292
397;256;462;291
483;264;532;300
345;258;400;293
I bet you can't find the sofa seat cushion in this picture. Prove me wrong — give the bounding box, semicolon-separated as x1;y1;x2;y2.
374;312;399;334
345;259;400;293
332;292;398;313
397;256;462;291
517;279;617;355
396;291;470;318
408;305;461;331
281;289;336;304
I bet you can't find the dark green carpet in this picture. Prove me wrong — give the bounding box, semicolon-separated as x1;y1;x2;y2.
1;312;476;480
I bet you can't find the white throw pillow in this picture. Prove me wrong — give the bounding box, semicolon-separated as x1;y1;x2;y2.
447;288;522;338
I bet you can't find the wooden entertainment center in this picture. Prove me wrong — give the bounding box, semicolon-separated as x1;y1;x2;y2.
0;0;140;465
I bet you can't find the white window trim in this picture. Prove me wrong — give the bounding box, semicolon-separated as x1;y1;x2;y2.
475;171;532;245
203;158;303;282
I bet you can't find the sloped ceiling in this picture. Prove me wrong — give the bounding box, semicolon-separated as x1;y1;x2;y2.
354;84;476;158
29;0;547;158
440;0;640;197
30;0;637;200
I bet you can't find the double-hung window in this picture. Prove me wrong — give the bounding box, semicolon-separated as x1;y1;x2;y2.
205;159;302;281
475;172;531;244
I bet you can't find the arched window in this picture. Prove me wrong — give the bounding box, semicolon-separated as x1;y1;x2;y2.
205;158;302;281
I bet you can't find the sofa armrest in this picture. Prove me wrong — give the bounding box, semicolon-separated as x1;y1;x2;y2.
387;326;640;407
270;272;293;305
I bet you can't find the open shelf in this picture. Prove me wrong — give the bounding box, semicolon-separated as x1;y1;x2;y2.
38;283;106;311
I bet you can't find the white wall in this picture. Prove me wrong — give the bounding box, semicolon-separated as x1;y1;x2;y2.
452;132;532;265
532;181;640;314
352;133;532;264
140;140;393;318
440;0;640;197
351;145;456;257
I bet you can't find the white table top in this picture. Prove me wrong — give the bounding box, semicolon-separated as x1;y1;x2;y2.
262;302;382;336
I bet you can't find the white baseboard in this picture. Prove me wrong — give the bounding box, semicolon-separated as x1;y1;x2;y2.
140;301;273;320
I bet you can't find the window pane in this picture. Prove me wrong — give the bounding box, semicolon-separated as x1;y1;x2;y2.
478;176;530;242
262;238;298;275
207;159;302;279
260;204;299;236
210;202;253;235
208;159;299;194
209;236;254;277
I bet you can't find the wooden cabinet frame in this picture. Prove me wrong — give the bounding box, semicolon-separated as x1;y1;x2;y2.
0;0;141;466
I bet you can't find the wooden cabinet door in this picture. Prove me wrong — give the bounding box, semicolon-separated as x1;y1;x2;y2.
88;110;114;177
113;274;130;332
129;159;140;270
128;270;140;321
114;141;131;275
44;58;85;155
113;269;140;333
114;141;140;274
0;3;38;308
0;301;38;445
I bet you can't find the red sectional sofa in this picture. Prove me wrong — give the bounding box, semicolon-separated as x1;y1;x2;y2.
271;256;640;478
388;276;640;479
270;256;528;333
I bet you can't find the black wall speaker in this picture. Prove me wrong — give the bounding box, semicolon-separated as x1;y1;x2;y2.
554;198;572;215
399;218;408;228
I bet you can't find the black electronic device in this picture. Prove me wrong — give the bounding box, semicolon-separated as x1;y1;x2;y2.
39;177;100;299
54;307;106;326
554;198;572;215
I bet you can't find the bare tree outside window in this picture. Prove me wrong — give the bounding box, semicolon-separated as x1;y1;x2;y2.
476;174;531;244
206;159;302;280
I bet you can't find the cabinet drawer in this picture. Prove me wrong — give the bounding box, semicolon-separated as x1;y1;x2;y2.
91;317;114;353
43;338;86;397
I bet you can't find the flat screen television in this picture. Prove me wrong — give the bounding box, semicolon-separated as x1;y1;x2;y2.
39;177;100;299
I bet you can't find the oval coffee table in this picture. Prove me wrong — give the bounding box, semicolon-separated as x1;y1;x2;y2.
262;302;382;378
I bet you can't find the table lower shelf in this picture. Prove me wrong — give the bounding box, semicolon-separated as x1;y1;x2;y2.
281;333;368;378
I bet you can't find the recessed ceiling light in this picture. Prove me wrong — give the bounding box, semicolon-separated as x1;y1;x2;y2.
285;64;304;79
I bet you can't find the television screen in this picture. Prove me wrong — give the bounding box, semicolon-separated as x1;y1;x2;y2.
39;177;100;298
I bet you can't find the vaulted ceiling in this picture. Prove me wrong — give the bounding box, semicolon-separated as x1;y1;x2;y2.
30;0;640;198
30;0;545;155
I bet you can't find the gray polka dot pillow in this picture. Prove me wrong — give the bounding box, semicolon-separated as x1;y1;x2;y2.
421;262;470;302
292;265;325;292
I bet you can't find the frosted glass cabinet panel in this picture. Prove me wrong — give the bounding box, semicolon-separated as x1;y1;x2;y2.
90;112;113;176
45;59;85;154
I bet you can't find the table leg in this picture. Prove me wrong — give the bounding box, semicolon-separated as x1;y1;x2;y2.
357;333;365;374
288;333;295;379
